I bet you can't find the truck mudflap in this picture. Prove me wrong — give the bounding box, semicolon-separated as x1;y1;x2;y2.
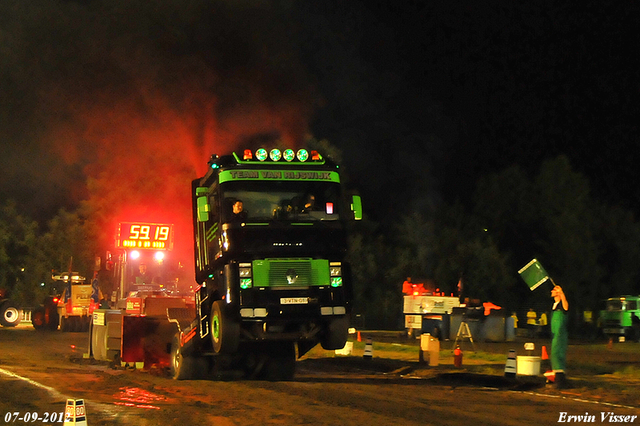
121;316;177;367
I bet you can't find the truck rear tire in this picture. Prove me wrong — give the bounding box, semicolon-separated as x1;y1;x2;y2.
211;301;239;354
0;300;21;327
260;342;296;381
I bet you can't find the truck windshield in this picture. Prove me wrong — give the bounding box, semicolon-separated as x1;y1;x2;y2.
607;300;623;311
221;180;343;222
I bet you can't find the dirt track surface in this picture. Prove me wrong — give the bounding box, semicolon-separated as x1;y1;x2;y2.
1;325;638;426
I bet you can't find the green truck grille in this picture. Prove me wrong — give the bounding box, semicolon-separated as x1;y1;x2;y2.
253;259;330;287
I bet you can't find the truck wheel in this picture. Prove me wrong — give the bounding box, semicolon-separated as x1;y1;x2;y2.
32;307;46;330
321;316;349;350
0;300;21;327
170;334;206;380
211;301;239;354
260;342;296;381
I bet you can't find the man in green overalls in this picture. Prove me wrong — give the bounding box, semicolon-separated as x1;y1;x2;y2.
550;285;569;388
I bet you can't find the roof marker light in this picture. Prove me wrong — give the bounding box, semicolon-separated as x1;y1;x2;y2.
283;149;295;162
270;148;281;161
311;150;321;161
256;148;268;161
297;149;309;162
243;149;253;160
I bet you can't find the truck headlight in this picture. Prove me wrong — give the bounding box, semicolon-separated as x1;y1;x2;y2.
330;263;341;277
330;262;342;287
239;263;252;289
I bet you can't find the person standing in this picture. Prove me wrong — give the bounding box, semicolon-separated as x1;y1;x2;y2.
526;308;537;337
550;285;569;388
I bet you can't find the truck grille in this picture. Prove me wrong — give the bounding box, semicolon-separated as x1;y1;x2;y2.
268;260;312;286
252;258;330;288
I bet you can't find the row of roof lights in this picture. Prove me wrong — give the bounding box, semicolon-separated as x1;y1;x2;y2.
243;148;321;162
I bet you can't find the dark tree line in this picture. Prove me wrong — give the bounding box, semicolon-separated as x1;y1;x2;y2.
348;155;640;329
0;203;95;307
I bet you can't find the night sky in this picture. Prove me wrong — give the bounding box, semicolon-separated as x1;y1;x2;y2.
2;0;639;239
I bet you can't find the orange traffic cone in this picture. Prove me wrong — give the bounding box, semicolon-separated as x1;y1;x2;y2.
357;331;362;342
541;345;552;376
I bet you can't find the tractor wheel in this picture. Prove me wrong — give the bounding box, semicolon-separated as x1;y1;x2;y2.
32;307;46;330
0;300;21;327
210;300;239;354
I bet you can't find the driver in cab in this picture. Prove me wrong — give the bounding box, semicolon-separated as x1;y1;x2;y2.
230;200;248;223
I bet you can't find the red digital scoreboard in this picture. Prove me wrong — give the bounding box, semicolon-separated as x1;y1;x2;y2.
116;222;174;250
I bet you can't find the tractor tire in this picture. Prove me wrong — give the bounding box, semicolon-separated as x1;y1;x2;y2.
32;306;46;330
170;334;207;380
0;300;21;327
210;300;239;354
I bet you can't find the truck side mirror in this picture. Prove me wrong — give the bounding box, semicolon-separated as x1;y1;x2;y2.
196;187;210;222
351;195;362;221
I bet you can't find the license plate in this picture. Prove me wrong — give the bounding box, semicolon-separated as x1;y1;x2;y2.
280;297;309;305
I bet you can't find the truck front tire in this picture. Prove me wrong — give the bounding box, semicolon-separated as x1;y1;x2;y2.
321;316;349;350
211;301;240;354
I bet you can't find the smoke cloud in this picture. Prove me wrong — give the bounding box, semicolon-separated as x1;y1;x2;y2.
1;0;318;273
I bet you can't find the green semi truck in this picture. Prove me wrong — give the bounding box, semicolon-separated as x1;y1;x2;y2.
170;148;361;380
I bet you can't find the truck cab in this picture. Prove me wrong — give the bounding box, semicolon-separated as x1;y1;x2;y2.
600;296;640;342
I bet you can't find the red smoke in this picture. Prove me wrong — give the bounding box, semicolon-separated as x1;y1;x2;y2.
48;87;312;285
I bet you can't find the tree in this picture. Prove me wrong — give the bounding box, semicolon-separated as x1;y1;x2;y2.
0;200;45;306
532;156;602;315
40;208;95;278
